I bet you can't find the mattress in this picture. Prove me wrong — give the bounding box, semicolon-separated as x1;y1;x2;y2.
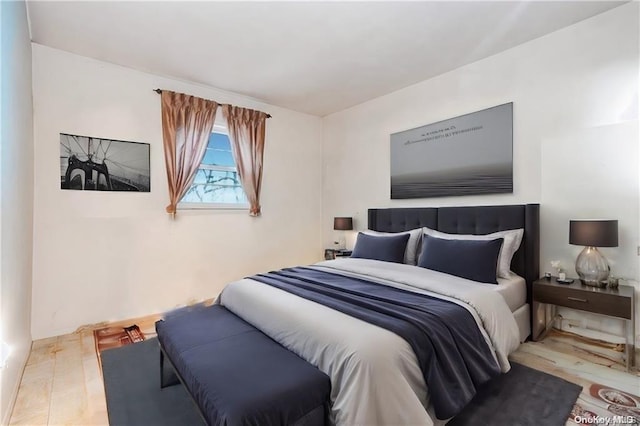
494;274;527;312
513;304;531;343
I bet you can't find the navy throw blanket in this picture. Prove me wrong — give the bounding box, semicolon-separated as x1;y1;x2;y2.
250;267;501;420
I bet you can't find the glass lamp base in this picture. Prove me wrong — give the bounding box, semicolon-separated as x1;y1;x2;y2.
581;280;608;288
575;246;609;287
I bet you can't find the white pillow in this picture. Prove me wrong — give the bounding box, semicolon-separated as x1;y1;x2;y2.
363;228;423;265
422;227;524;279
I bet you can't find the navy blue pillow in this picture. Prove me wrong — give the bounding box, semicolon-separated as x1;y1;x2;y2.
417;235;503;284
351;232;410;264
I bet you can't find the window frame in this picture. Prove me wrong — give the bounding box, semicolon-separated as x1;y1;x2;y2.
177;122;249;211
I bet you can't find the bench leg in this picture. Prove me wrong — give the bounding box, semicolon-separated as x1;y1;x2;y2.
160;349;167;388
160;348;179;388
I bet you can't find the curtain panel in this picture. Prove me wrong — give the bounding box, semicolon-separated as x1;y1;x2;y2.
222;105;268;216
161;91;218;215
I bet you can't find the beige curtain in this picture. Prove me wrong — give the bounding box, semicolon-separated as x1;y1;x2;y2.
222;105;268;216
161;91;218;215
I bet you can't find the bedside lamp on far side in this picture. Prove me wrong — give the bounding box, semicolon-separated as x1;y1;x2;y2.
333;217;353;250
569;220;618;287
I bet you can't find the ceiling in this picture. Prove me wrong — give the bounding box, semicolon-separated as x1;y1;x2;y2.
28;1;624;116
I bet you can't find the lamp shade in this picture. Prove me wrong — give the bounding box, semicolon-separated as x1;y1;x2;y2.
569;220;618;247
333;217;353;231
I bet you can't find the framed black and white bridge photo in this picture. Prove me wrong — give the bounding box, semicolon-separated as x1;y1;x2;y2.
60;133;151;192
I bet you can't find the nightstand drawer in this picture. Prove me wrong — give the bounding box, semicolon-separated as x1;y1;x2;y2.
533;285;632;319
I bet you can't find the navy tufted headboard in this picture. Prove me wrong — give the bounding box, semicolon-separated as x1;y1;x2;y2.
368;204;540;308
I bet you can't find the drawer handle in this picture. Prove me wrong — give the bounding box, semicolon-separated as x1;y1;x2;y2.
567;296;588;303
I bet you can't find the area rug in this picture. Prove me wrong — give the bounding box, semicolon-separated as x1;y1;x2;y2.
569;383;640;424
101;338;204;426
102;338;583;426
447;362;582;425
94;324;146;355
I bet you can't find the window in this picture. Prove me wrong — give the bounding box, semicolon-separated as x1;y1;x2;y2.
179;124;248;209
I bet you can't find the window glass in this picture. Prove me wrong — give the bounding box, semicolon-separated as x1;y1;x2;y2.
180;131;248;207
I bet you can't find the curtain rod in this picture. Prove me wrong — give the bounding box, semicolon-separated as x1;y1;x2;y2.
153;89;272;118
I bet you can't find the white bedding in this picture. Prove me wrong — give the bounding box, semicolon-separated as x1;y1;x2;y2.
219;258;520;426
495;274;527;312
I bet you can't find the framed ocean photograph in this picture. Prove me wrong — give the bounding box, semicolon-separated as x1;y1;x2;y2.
390;103;513;199
60;133;150;192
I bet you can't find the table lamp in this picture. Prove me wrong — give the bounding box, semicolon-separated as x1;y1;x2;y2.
569;220;618;287
333;217;353;249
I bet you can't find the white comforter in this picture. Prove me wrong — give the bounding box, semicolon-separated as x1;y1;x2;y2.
219;258;520;426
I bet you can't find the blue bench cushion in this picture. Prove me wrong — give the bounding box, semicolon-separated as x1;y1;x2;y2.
156;305;331;426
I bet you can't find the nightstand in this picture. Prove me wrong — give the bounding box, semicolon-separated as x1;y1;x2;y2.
532;277;635;371
324;249;352;260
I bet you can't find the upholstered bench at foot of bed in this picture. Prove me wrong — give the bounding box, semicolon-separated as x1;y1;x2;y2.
155;304;331;426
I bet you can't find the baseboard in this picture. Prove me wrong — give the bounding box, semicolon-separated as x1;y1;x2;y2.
1;342;30;426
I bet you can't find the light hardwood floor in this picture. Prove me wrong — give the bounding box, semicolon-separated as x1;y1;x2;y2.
9;323;639;425
9;315;159;426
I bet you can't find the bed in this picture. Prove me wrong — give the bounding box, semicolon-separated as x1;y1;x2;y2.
217;204;539;425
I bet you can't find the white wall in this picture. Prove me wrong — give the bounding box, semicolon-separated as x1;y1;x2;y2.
322;4;639;343
0;1;35;423
31;45;323;339
542;123;638;338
